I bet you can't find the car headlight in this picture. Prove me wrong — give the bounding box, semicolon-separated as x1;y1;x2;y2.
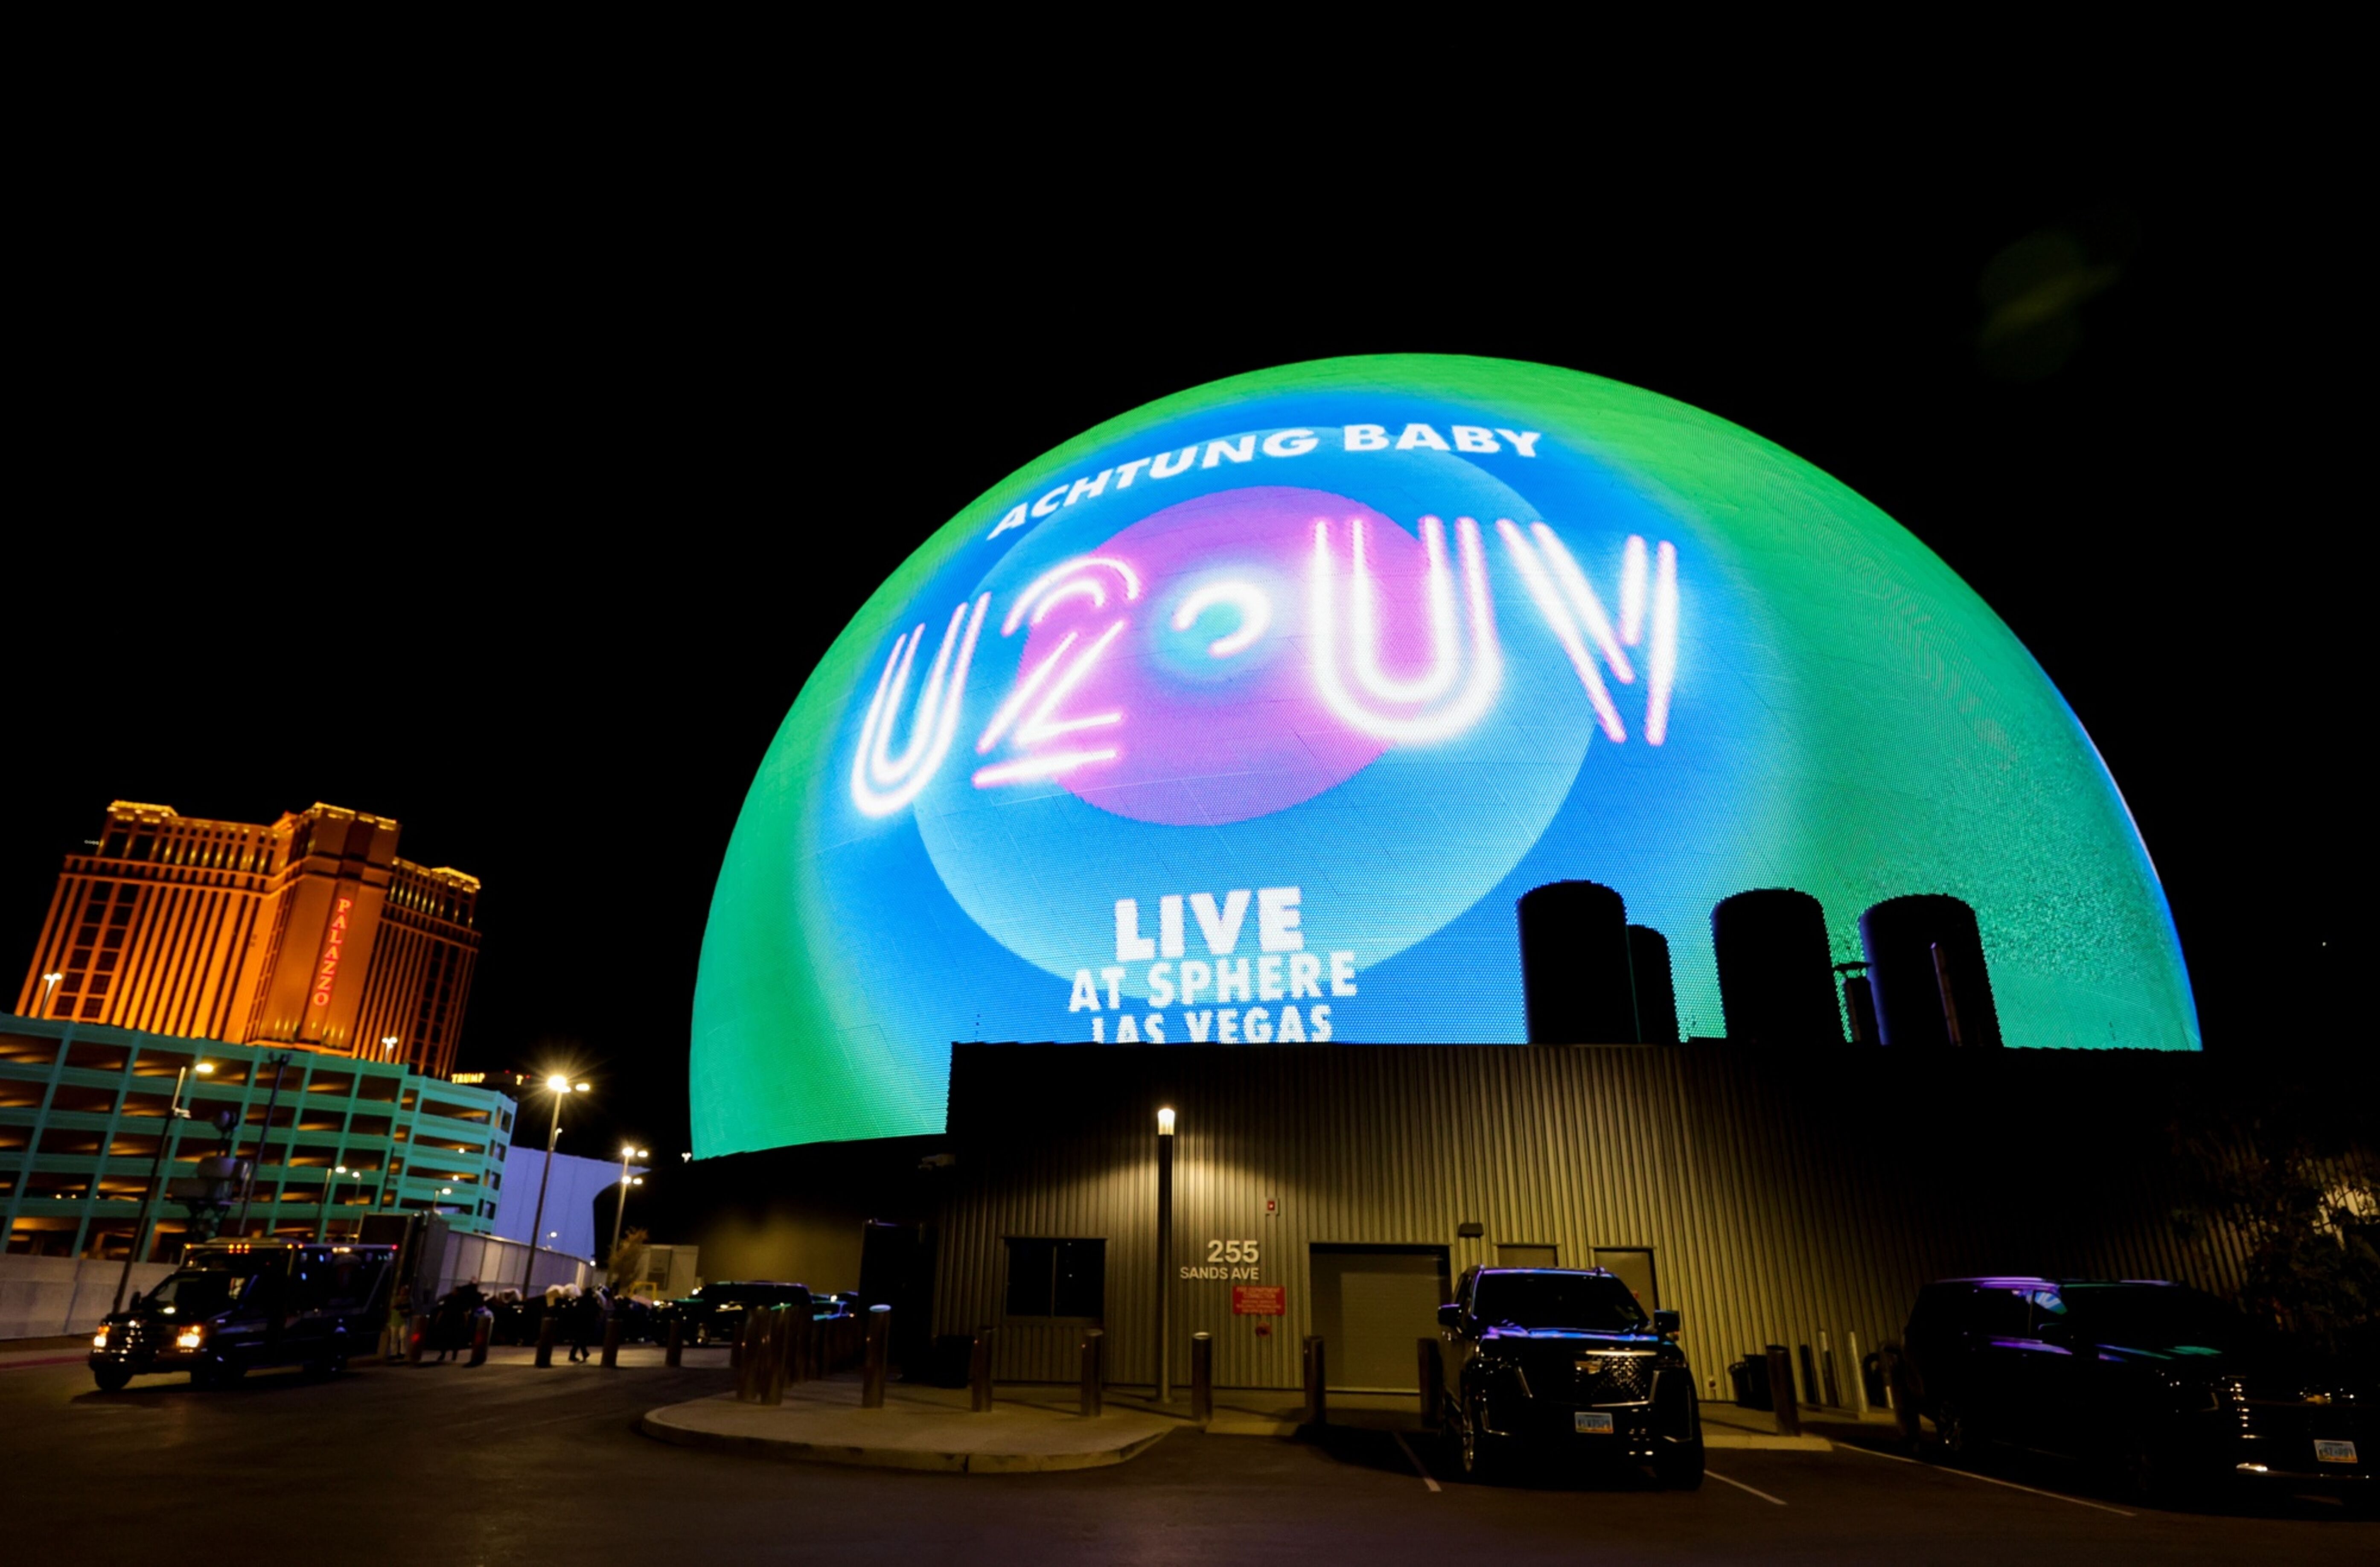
175;1326;205;1351
92;1330;110;1350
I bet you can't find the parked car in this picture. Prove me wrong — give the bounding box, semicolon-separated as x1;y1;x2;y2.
1434;1266;1703;1486
659;1280;815;1344
89;1240;397;1391
1903;1276;2372;1503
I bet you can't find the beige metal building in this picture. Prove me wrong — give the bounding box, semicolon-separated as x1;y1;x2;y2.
930;1042;2293;1399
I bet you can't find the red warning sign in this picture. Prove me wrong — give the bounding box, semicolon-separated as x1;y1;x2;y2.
1232;1284;1286;1316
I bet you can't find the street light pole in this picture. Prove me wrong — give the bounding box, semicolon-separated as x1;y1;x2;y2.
41;972;63;1017
522;1077;586;1293
233;1052;293;1238
114;1060;212;1312
607;1145;648;1277
1156;1106;1175;1403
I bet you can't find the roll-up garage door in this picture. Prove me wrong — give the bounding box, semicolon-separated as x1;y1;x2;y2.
1309;1245;1451;1392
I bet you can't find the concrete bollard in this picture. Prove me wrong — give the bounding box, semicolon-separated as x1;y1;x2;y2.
533;1314;557;1369
861;1304;891;1409
1416;1338;1442;1428
664;1317;683;1368
601;1314;624;1369
1846;1331;1867;1418
1190;1332;1213;1427
468;1314;491;1368
408;1314;429;1367
764;1305;795;1405
1303;1336;1328;1426
1078;1328;1104;1416
744;1308;778;1402
970;1330;994;1413
1765;1345;1799;1436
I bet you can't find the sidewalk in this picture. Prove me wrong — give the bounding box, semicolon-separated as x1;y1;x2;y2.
641;1374;1177;1473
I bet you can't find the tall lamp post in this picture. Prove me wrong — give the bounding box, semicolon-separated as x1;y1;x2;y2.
607;1145;648;1278
233;1051;294;1238
114;1059;213;1311
522;1075;588;1292
1156;1106;1175;1403
40;972;63;1016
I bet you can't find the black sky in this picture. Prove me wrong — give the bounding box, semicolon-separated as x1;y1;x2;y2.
10;154;2345;1165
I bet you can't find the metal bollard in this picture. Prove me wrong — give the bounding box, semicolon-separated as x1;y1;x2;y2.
1799;1343;1822;1408
737;1308;772;1402
861;1304;891;1409
408;1314;429;1366
1819;1331;1840;1408
1416;1338;1442;1429
1765;1345;1800;1436
1078;1328;1104;1416
969;1330;994;1413
764;1305;795;1405
1190;1332;1213;1427
1303;1336;1328;1426
534;1314;557;1369
664;1317;683;1368
601;1315;623;1369
468;1314;491;1367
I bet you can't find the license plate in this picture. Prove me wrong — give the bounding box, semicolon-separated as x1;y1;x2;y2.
1574;1411;1614;1434
2314;1439;2358;1464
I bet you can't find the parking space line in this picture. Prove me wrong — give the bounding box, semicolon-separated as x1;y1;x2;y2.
1390;1431;1441;1492
1832;1441;2135;1517
1704;1468;1787;1506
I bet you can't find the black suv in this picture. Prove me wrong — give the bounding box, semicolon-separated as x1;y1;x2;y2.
659;1280;816;1345
89;1240;396;1391
1905;1277;2371;1503
1434;1266;1703;1486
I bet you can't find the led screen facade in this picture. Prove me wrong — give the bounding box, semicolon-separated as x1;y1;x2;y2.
693;356;2195;1155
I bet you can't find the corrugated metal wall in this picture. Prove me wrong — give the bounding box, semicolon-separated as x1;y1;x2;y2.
933;1044;2280;1393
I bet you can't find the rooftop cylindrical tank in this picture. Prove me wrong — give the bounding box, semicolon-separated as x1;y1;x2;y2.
1859;894;2003;1049
1628;925;1679;1045
1518;881;1637;1044
1712;888;1842;1045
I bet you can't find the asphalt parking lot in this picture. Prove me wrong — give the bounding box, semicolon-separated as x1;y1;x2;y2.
3;1351;2369;1566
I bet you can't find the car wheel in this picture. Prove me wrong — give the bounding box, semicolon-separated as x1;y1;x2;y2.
2116;1431;2186;1507
1934;1400;1974;1461
91;1366;131;1393
1459;1397;1500;1483
1653;1440;1706;1490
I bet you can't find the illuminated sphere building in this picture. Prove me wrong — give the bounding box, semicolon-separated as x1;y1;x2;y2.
694;355;2195;1156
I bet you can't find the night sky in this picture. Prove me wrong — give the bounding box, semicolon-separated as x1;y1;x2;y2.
10;169;2342;1166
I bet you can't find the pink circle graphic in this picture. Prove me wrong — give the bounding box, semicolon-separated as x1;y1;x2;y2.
992;486;1449;826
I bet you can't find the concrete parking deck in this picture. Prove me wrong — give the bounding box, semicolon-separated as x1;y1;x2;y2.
640;1375;1178;1472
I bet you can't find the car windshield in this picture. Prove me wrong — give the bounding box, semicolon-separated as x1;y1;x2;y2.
144;1267;262;1317
2049;1286;2259;1352
1471;1272;1648;1333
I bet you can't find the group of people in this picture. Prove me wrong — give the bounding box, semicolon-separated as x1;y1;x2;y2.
414;1279;619;1361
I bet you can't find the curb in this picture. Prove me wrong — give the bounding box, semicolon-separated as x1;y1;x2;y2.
636;1411;1175;1474
1702;1430;1833;1451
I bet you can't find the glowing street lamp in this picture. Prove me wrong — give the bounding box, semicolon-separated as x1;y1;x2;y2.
608;1144;650;1277
115;1059;214;1312
522;1075;587;1291
381;1035;400;1061
41;972;63;1015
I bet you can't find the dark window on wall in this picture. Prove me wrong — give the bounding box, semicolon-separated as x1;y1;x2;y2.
1003;1238;1106;1320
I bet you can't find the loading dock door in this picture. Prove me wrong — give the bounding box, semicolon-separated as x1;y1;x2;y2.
1309;1245;1451;1392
